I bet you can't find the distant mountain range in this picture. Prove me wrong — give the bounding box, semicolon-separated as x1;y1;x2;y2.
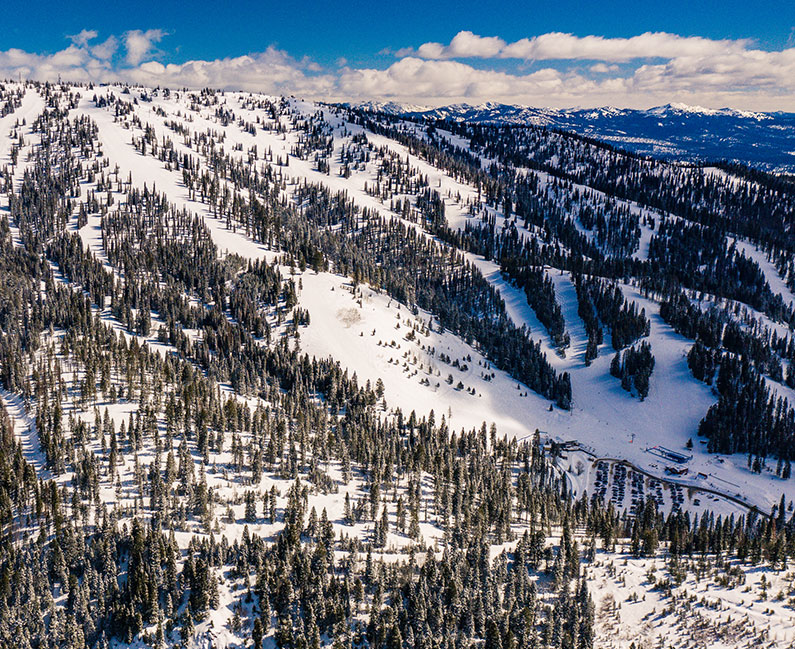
352;101;795;172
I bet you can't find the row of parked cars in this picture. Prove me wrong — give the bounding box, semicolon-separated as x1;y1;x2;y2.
591;460;686;515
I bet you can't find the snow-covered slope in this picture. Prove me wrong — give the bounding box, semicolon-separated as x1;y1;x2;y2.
44;84;793;519
3;81;795;649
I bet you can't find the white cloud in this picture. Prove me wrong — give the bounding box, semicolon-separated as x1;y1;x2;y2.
415;31;506;59
500;32;748;62
0;45;109;83
337;58;581;103
1;28;795;111
123;46;335;96
334;54;795;111
590;63;619;74
67;29;98;48
408;30;751;62
376;30;795;110
91;36;118;61
124;29;166;66
0;36;329;96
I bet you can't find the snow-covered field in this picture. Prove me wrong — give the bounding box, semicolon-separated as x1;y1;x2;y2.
588;549;795;648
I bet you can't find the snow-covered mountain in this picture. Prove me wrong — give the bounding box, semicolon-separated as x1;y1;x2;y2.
352;100;795;172
3;81;795;649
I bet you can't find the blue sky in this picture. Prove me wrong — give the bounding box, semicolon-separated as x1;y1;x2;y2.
2;0;795;110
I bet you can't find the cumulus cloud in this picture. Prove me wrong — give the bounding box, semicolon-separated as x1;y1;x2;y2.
414;31;506;60
590;63;619;74
501;32;749;62
0;32;330;96
407;30;751;62
339;52;795;111
67;29;98;48
1;28;795;111
124;46;335;96
91;36;118;60
378;30;795;110
337;58;581;103
124;29;166;66
0;45;111;83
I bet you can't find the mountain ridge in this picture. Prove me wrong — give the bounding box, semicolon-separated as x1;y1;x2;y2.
348;100;795;171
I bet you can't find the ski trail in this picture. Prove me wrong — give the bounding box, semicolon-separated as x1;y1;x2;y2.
730;236;795;308
74;94;275;262
0;87;45;163
548;270;589;365
0;387;51;479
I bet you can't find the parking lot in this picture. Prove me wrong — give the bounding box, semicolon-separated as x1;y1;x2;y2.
591;459;687;515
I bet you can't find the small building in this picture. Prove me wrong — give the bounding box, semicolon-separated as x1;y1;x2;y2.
665;466;689;476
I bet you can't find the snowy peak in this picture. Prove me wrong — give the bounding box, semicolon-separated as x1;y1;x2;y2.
648;102;772;120
348;100;431;114
356;100;795;171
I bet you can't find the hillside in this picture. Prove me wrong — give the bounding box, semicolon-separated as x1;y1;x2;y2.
1;80;795;648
